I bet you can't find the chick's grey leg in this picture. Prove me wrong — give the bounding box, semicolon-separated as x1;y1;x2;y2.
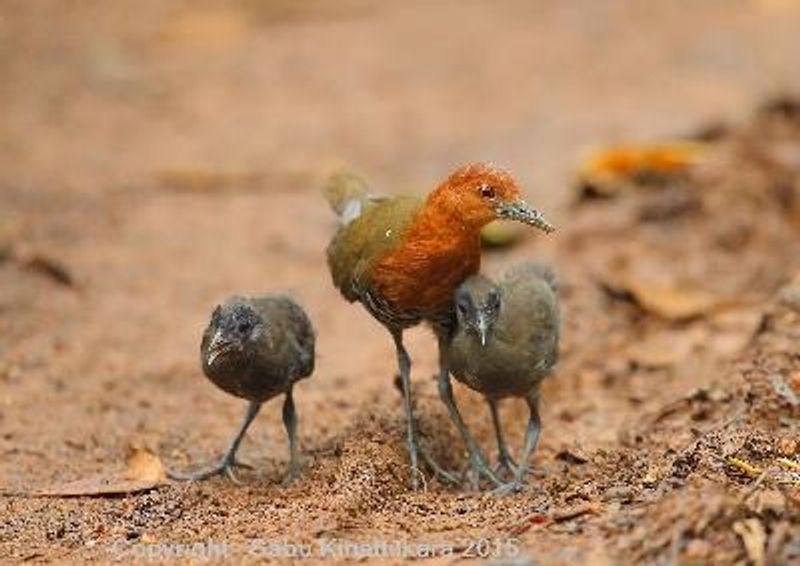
392;329;422;490
391;372;460;485
487;398;518;477
169;401;262;483
495;392;540;495
282;386;301;482
434;334;503;489
418;444;460;485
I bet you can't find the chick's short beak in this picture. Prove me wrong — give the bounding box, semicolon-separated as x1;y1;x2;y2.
495;199;554;233
477;316;489;348
206;330;234;366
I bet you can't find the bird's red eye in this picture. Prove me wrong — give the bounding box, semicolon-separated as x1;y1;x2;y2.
479;185;495;199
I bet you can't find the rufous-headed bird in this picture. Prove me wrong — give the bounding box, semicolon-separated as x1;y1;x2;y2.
170;295;315;483
324;164;553;489
447;263;559;493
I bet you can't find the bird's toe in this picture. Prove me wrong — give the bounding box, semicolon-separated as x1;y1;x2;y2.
168;455;250;483
494;454;519;478
491;481;524;496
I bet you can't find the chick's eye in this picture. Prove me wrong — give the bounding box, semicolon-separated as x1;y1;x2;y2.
238;321;252;333
478;184;495;199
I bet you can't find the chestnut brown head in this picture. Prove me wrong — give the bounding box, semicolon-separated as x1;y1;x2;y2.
431;163;554;232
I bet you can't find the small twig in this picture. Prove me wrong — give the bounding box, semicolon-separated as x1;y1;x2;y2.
727;456;763;478
737;469;770;505
551;502;600;523
776;457;800;472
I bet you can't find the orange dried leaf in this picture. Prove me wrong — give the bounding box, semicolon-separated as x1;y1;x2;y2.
576;141;710;198
579;141;710;179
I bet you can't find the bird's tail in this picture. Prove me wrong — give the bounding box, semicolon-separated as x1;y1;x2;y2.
322;171;373;225
503;261;558;293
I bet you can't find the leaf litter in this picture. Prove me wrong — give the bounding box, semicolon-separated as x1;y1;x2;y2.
37;448;166;497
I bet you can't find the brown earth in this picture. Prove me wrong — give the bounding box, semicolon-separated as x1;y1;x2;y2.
1;1;800;564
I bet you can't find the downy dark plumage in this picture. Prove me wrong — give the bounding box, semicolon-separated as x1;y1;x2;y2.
171;295;315;483
447;262;559;492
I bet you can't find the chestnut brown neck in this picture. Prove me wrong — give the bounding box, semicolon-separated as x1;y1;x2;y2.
369;195;483;315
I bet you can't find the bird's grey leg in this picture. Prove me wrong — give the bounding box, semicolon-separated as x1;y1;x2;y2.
434;334;503;489
392;329;422;490
282;385;301;482
494;392;540;495
169;401;262;483
487;398;518;477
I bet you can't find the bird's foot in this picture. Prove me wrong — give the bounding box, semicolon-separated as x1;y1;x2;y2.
281;459;303;486
491;479;525;496
460;452;505;490
494;452;519;479
168;457;253;484
419;446;460;485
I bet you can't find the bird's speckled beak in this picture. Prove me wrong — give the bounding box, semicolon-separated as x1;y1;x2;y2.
495;199;554;233
206;330;235;366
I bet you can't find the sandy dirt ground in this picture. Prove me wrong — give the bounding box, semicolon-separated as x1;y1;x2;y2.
1;1;800;564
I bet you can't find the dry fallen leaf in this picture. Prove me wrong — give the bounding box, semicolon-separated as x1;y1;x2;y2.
38;447;166;497
579;141;709;177
605;274;728;321
576;141;710;198
733;518;767;566
628;282;721;320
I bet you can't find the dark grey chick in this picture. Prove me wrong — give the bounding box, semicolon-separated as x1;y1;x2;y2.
170;295;315;483
447;262;559;493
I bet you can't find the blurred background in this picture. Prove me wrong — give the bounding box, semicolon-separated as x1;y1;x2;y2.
3;0;800;214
